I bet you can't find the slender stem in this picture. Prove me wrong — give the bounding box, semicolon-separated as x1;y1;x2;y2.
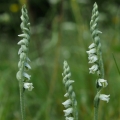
19;79;25;120
94;107;98;120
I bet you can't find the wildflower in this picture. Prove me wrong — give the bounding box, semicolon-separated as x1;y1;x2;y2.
98;79;108;87
64;93;69;97
23;72;31;80
24;83;34;91
88;43;96;49
62;99;72;108
89;64;98;74
63;108;73;116
88;55;98;63
99;94;110;103
86;48;96;54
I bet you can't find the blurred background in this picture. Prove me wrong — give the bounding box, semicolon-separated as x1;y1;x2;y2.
0;0;120;120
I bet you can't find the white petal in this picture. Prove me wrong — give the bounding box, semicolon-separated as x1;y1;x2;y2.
86;48;96;54
98;79;108;87
64;93;69;97
62;99;72;108
88;55;98;63
63;108;73;116
23;72;31;80
88;43;96;49
18;34;26;38
18;47;23;55
89;64;98;74
65;80;74;87
99;94;110;103
24;83;34;91
25;62;31;69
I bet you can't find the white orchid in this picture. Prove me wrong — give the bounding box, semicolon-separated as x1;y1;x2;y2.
88;55;98;63
24;83;34;91
99;94;110;103
63;108;73;116
88;43;96;49
89;64;98;74
62;99;72;108
98;79;108;87
86;48;97;54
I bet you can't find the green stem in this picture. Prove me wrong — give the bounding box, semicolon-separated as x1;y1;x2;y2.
19;79;25;120
94;107;98;120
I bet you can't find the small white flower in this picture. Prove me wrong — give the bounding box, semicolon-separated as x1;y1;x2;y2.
63;108;73;116
88;55;98;63
62;99;72;108
24;83;34;91
86;48;96;54
88;43;96;49
98;79;108;87
25;62;31;69
66;117;74;120
99;94;110;103
89;64;98;74
64;93;69;97
23;72;31;80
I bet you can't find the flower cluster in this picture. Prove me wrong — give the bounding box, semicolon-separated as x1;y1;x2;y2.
87;2;110;103
62;61;78;120
16;5;33;91
86;43;100;75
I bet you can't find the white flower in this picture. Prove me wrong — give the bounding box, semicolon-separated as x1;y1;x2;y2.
86;48;96;54
99;94;110;103
98;79;108;87
63;108;73;116
23;72;31;80
64;93;69;97
89;64;98;74
88;55;98;63
66;117;74;120
24;83;34;91
88;43;96;49
62;99;72;108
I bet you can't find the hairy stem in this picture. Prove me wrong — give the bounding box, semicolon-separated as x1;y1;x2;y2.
19;80;25;120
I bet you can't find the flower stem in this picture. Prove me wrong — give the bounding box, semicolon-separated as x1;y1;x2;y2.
94;106;98;120
19;79;25;120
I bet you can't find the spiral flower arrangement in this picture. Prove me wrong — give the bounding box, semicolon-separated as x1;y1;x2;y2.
86;3;110;120
16;5;33;120
62;61;78;120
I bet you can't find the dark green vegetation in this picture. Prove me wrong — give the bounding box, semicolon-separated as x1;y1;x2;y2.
0;0;120;120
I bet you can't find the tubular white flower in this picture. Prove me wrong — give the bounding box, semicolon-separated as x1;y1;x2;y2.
88;43;96;49
99;94;110;103
89;64;98;74
66;117;74;120
88;55;98;63
86;48;96;54
63;108;73;116
24;83;34;91
98;79;108;87
64;93;69;97
62;99;72;108
23;72;31;80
